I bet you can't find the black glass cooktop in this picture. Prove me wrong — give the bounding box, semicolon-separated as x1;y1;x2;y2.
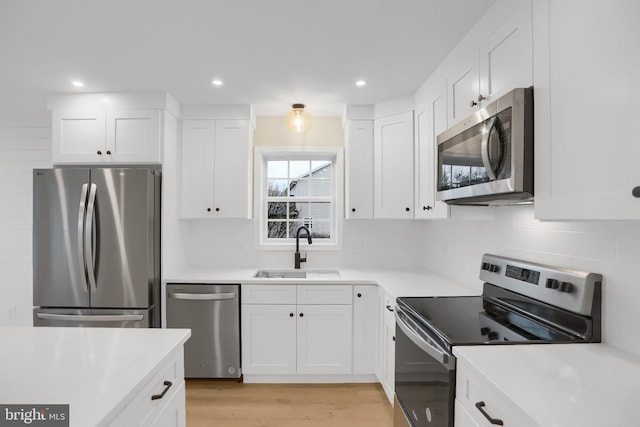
398;295;583;347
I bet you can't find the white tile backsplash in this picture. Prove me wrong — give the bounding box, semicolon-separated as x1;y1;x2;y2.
423;204;640;357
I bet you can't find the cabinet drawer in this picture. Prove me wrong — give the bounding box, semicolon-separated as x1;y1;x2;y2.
242;284;296;304
111;348;185;427
456;359;537;427
297;285;352;305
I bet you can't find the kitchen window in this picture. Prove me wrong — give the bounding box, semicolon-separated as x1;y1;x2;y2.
255;147;343;248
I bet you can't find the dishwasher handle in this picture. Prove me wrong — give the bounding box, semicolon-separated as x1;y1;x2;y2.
167;292;236;301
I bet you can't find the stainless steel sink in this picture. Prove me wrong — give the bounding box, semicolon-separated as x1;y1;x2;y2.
254;270;340;279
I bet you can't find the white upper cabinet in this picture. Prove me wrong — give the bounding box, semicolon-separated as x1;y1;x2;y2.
49;93;173;164
447;0;533;127
533;0;640;219
415;81;450;219
478;1;533;105
179;111;253;219
344;120;374;219
374;111;415;219
447;54;481;126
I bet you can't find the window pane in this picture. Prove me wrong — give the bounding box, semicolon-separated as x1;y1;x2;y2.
289;202;305;220
309;220;331;239
267;161;288;178
289;179;309;197
309;202;331;219
267;179;288;196
267;221;287;239
311;161;332;178
310;180;331;197
290;161;310;178
288;221;307;239
268;202;287;219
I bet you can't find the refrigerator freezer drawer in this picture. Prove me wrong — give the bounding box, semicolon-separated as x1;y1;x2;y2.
34;308;153;328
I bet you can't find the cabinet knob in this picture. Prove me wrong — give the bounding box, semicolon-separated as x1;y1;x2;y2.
469;100;478;107
206;208;212;212
106;150;112;155
477;94;486;102
215;207;220;212
357;293;362;298
423;205;432;211
97;150;102;155
289;313;294;317
392;336;395;342
351;208;356;213
633;186;640;198
405;207;410;212
299;313;304;317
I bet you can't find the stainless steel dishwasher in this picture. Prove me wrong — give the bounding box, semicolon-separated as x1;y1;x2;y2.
166;283;240;378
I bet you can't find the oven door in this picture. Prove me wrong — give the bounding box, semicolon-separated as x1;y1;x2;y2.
394;305;456;427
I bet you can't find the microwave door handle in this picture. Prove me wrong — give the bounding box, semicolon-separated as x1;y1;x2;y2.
395;310;455;370
481;116;499;181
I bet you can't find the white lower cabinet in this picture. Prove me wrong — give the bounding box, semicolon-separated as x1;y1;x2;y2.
353;285;379;374
455;357;537;427
376;289;396;403
241;284;353;376
108;348;186;427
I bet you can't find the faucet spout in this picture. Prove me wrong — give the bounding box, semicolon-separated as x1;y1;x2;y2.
295;226;312;269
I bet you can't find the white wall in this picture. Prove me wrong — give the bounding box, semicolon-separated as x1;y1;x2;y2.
0;113;51;325
421;205;640;357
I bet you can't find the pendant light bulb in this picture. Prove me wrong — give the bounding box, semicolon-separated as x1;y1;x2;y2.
286;103;311;133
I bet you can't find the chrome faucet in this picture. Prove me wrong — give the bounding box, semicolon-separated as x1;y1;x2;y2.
294;226;312;269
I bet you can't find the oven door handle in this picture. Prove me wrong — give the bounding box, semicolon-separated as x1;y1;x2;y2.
395;308;455;371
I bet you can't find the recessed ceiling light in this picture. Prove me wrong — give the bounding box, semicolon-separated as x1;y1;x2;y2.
355;80;367;87
212;79;223;86
71;80;85;88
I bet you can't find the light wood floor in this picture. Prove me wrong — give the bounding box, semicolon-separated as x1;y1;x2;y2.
185;380;393;427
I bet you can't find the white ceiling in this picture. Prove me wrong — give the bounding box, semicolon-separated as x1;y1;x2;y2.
0;0;495;117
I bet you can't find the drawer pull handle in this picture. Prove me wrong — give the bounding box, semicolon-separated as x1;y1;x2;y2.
151;380;173;401
475;401;504;426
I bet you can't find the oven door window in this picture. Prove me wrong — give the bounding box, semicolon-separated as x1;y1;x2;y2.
395;323;455;427
438;108;512;191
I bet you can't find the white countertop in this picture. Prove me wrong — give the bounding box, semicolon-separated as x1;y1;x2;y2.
164;267;477;298
454;344;640;427
0;327;190;427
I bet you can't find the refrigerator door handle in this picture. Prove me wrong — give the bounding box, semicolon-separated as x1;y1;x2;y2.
36;313;144;322
84;183;98;292
77;183;89;293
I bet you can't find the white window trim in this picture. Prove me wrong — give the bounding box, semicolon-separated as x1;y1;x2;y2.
254;146;344;251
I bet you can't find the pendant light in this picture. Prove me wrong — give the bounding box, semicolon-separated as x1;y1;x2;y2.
286;103;311;133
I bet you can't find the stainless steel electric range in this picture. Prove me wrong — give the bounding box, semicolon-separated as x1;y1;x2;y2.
393;254;602;427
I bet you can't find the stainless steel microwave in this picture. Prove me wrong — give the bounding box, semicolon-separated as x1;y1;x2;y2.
436;87;533;205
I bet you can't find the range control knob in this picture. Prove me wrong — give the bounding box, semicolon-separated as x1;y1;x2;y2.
545;279;560;289
487;331;499;341
559;282;574;293
480;327;490;335
482;263;499;273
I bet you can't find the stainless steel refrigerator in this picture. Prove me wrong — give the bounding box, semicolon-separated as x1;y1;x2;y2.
33;168;161;328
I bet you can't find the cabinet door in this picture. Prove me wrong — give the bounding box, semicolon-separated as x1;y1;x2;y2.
179;120;215;218
241;304;297;374
375;290;387;384
213;120;252;218
383;308;396;403
454;400;481;427
447;54;480;126
106;109;161;163
415;84;450;219
296;304;353;375
52;107;106;163
374;111;415;219
353;285;378;375
345;120;374;219
479;0;533;104
533;0;640;219
143;381;186;427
